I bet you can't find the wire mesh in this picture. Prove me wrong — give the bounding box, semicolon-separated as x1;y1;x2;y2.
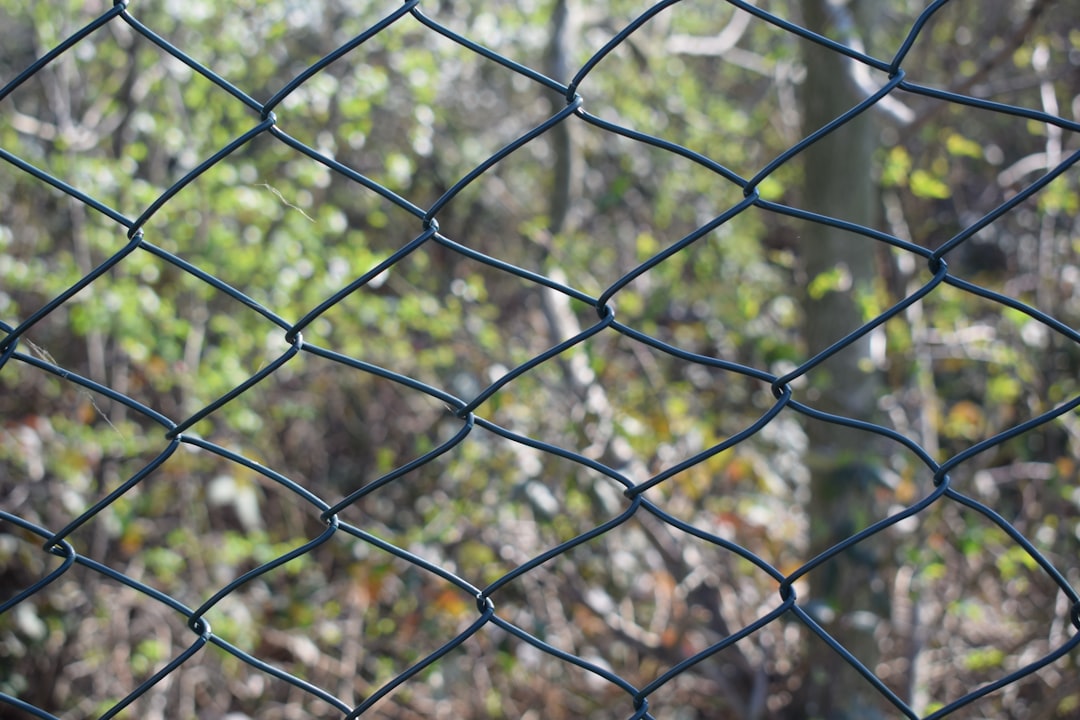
1;1;1079;718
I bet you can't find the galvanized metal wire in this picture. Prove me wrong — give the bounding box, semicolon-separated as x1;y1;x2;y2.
1;1;1079;718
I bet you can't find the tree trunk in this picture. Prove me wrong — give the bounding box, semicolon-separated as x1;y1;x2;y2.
799;1;889;718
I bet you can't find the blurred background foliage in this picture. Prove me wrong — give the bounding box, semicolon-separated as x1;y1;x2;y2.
0;0;1079;718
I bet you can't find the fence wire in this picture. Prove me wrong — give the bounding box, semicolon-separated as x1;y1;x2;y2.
1;1;1079;718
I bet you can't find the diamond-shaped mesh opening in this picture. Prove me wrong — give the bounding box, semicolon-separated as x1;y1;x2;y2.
0;555;200;719
1;15;257;216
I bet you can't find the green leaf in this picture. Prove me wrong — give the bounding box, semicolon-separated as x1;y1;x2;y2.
807;264;852;300
909;169;951;199
945;133;982;159
963;647;1005;671
881;146;911;187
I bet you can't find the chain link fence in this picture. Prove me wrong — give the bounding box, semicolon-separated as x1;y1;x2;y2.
2;1;1079;718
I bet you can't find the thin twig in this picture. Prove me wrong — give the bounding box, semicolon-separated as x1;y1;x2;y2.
24;338;125;439
256;182;317;223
